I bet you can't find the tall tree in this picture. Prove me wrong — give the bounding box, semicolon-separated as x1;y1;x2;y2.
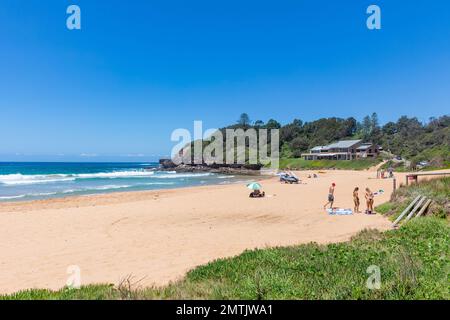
344;117;357;136
237;113;251;127
370;112;380;130
361;115;372;139
264;119;281;129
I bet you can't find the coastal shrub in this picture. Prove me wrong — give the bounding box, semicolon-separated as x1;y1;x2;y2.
411;145;450;170
279;158;381;170
377;177;450;219
381;160;408;172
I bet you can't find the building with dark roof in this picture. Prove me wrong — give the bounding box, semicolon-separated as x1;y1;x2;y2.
301;139;380;160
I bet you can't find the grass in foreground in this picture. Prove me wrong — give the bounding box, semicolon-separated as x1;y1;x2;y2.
279;158;381;170
376;177;450;220
3;217;448;300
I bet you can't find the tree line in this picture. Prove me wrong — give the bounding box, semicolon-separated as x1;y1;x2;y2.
229;113;449;166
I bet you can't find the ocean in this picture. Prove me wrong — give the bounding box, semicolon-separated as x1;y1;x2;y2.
0;162;250;202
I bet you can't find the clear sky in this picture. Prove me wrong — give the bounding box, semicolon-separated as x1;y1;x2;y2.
1;0;449;161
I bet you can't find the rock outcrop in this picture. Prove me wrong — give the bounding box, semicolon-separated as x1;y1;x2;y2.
159;159;263;175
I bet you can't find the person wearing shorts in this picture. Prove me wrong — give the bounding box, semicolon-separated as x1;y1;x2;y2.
323;183;336;209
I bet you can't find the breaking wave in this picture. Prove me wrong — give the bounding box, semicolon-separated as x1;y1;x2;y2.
0;171;214;186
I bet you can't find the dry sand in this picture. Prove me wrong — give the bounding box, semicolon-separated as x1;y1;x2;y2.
0;169;408;294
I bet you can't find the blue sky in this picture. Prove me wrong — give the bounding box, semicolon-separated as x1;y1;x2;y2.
1;0;449;161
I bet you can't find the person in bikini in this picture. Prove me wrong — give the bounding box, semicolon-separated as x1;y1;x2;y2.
353;187;360;213
365;187;374;214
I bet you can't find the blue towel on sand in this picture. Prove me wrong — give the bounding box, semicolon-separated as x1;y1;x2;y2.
327;208;353;215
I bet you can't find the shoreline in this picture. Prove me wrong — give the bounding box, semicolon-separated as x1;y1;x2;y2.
0;169;397;294
1;169;448;294
0;170;267;209
0;174;270;212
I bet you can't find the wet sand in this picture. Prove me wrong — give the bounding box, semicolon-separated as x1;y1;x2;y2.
0;169;407;294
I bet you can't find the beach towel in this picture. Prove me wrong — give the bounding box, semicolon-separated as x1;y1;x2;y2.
327;208;353;215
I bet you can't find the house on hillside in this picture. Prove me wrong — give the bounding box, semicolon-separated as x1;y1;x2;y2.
301;139;380;160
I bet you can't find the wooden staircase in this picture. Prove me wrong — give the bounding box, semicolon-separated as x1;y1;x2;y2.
392;195;432;227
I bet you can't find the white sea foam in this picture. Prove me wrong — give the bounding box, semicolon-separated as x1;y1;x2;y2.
0;174;76;185
74;171;155;179
0;192;60;200
0;185;136;200
0;170;213;200
154;173;212;179
60;182;175;194
0;171;212;186
61;185;132;193
0;171;158;185
142;182;176;185
0;194;27;200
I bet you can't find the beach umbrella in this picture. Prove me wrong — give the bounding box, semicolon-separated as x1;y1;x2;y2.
247;182;262;190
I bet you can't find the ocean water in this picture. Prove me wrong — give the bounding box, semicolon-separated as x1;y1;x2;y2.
0;162;249;202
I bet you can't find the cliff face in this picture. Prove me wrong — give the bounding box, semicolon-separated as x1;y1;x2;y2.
159;159;263;175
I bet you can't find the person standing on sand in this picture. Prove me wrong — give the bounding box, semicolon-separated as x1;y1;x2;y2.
388;167;394;178
323;183;335;209
365;187;374;214
353;187;360;213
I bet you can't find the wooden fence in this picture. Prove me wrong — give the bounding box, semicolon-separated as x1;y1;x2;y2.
405;172;450;186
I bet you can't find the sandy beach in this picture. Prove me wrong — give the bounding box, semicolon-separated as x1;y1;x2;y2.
0;169;412;294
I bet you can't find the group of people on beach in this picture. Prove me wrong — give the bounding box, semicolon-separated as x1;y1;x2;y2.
379;167;394;179
323;183;375;214
353;187;375;214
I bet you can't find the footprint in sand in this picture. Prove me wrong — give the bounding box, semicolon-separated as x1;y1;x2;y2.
105;217;130;238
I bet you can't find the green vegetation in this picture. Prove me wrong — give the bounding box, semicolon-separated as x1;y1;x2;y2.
2;285;116;300
380;146;450;172
277;114;449;164
279;158;381;170
212;113;450;170
376;177;450;220
380;160;409;172
411;146;450;170
3;217;448;300
184;114;449;170
381;117;450;163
